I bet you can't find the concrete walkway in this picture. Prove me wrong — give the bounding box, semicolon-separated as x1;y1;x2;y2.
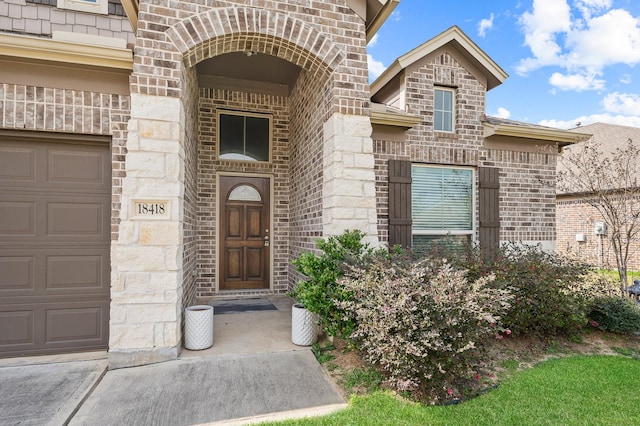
0;298;346;425
70;351;344;425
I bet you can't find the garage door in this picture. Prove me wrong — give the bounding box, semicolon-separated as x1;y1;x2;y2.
0;135;111;357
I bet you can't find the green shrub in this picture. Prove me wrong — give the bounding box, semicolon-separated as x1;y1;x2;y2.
291;229;375;337
589;296;640;334
339;254;512;395
439;242;593;337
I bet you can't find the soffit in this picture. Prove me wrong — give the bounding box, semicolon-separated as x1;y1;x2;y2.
196;52;302;94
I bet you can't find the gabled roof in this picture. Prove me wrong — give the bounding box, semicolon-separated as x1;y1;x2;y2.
484;116;592;147
371;26;508;98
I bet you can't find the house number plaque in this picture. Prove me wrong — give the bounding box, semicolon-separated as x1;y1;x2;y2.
132;200;170;219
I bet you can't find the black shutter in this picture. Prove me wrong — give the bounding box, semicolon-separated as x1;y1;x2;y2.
388;160;412;248
478;167;500;252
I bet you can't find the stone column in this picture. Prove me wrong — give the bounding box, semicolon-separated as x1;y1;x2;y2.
109;94;185;368
322;113;379;246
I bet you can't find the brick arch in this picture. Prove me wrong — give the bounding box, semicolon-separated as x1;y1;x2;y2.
165;6;343;76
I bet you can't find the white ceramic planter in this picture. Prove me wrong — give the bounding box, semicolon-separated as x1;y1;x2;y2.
291;303;318;346
184;305;214;350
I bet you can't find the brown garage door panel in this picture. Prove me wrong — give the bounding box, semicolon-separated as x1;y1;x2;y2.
0;300;109;357
0;201;35;236
0;140;110;191
0;145;36;183
0;195;110;242
0;248;110;295
0;310;34;346
0;256;35;291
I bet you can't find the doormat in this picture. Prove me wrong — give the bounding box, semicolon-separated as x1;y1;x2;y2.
207;298;278;315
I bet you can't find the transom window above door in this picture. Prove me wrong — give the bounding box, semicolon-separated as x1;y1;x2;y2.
218;111;271;162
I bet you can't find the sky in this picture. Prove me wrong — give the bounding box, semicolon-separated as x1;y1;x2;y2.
367;0;640;129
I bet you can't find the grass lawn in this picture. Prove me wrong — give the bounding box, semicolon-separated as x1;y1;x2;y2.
268;355;640;425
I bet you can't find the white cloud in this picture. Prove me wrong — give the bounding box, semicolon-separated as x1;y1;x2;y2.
391;10;401;21
565;9;640;69
620;74;632;84
602;92;640;115
495;107;512;119
517;0;571;70
548;71;605;91
478;13;495;38
516;0;640;92
539;114;640;129
368;33;379;48
367;54;387;80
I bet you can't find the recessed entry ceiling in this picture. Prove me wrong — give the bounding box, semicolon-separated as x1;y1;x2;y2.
196;52;302;92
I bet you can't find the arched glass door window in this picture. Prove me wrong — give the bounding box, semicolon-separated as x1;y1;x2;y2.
218;111;271;162
228;184;262;202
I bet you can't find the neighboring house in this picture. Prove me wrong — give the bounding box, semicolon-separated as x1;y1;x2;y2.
0;1;585;367
557;123;640;270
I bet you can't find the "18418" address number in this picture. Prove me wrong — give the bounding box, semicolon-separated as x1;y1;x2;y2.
133;200;169;219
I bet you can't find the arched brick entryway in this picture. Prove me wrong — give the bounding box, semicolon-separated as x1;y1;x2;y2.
110;2;377;369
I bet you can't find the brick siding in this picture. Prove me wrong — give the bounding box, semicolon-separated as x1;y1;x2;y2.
131;1;367;116
374;52;558;247
557;197;640;270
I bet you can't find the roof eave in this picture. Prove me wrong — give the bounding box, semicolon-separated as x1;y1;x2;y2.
365;0;400;43
121;0;139;32
371;111;422;128
0;32;133;70
484;122;592;146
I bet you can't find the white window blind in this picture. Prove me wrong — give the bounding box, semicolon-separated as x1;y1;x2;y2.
411;166;473;231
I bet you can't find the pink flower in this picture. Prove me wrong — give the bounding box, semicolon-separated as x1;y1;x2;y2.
447;388;454;396
474;373;481;380
496;334;504;339
505;329;512;336
589;319;599;328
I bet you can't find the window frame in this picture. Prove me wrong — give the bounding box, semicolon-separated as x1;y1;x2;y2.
410;164;475;247
216;110;273;163
434;87;455;133
57;0;108;15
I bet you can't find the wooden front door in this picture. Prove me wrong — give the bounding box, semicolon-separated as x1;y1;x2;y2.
220;176;270;290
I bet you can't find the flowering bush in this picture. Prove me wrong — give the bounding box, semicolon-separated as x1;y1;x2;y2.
338;254;512;395
441;242;593;337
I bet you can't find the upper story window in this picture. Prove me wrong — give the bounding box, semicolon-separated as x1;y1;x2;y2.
58;0;108;15
218;111;271;162
434;88;454;132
